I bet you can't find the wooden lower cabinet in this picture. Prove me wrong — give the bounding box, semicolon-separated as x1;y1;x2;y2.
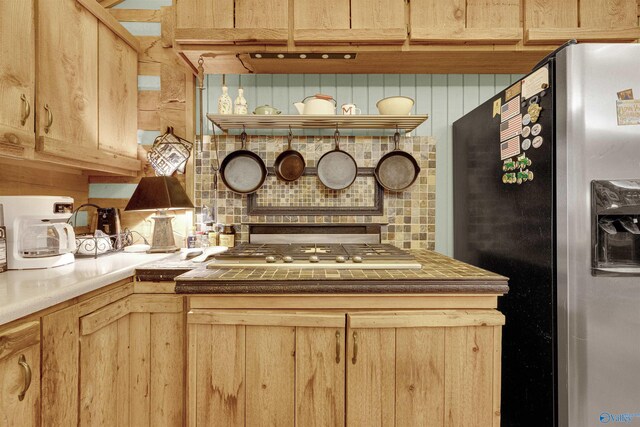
41;290;185;426
78;294;185;426
0;321;41;427
188;308;504;427
187;310;346;426
79;301;131;426
347;311;504;427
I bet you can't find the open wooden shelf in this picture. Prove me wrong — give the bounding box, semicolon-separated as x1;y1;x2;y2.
207;114;429;132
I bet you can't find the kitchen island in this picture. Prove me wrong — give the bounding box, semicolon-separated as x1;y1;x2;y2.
169;249;508;427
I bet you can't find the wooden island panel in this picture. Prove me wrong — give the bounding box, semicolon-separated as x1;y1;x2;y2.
296;327;346;426
190;323;245;426
347;310;504;426
245;326;296;426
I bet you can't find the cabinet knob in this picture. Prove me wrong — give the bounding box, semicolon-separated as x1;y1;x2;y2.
351;331;358;365
17;354;32;401
20;94;30;126
44;103;53;134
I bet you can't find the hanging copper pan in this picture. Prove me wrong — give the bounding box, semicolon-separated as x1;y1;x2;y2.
274;129;305;182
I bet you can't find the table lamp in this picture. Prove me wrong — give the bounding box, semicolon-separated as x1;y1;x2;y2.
124;176;194;253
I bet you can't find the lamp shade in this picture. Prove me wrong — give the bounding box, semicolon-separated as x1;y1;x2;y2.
125;176;194;212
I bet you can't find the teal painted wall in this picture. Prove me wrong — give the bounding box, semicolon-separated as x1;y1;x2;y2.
91;0;523;256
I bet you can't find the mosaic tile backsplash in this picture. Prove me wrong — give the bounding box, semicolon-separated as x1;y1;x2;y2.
255;175;377;209
195;135;436;249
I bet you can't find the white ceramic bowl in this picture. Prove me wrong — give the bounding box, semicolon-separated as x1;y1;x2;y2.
376;96;414;115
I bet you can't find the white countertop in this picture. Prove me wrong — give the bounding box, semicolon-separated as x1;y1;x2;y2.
0;252;174;326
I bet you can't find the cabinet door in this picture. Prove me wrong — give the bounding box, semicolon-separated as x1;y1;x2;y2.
0;0;35;159
347;310;504;427
176;0;233;28
187;310;345;426
98;22;138;159
42;305;80;427
79;294;184;427
293;0;406;44
37;0;98;148
128;295;185;427
0;322;41;427
0;0;35;135
176;0;288;44
410;0;521;44
79;298;131;426
296;327;345;426
524;0;639;43
346;326;395;425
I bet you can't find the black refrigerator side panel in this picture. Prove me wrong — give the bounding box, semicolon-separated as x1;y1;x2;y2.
453;66;556;427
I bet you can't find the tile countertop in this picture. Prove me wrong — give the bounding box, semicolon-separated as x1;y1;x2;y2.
0;252;174;326
174;250;510;294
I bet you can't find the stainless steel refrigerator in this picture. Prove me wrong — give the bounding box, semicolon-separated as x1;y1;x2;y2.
453;43;640;427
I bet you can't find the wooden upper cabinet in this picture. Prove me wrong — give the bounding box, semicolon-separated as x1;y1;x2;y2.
175;0;288;44
176;0;233;28
524;0;640;43
410;0;522;44
36;0;98;151
0;0;35;159
294;0;407;44
98;23;138;159
34;0;141;175
0;322;41;427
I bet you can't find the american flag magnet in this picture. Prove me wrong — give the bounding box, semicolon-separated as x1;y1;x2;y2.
500;115;523;141
500;136;521;160
501;96;520;122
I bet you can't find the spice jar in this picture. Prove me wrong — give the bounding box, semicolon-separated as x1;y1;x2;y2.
218;225;236;247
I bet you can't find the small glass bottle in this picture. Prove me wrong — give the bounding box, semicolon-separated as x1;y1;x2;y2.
197;231;209;248
208;230;218;246
187;227;198;248
218;225;236;247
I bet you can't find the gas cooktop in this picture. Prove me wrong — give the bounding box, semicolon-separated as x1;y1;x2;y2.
207;243;423;270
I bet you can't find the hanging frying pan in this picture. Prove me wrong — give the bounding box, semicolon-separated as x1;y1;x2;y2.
317;130;357;190
374;131;421;191
274;129;305;182
220;130;267;194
